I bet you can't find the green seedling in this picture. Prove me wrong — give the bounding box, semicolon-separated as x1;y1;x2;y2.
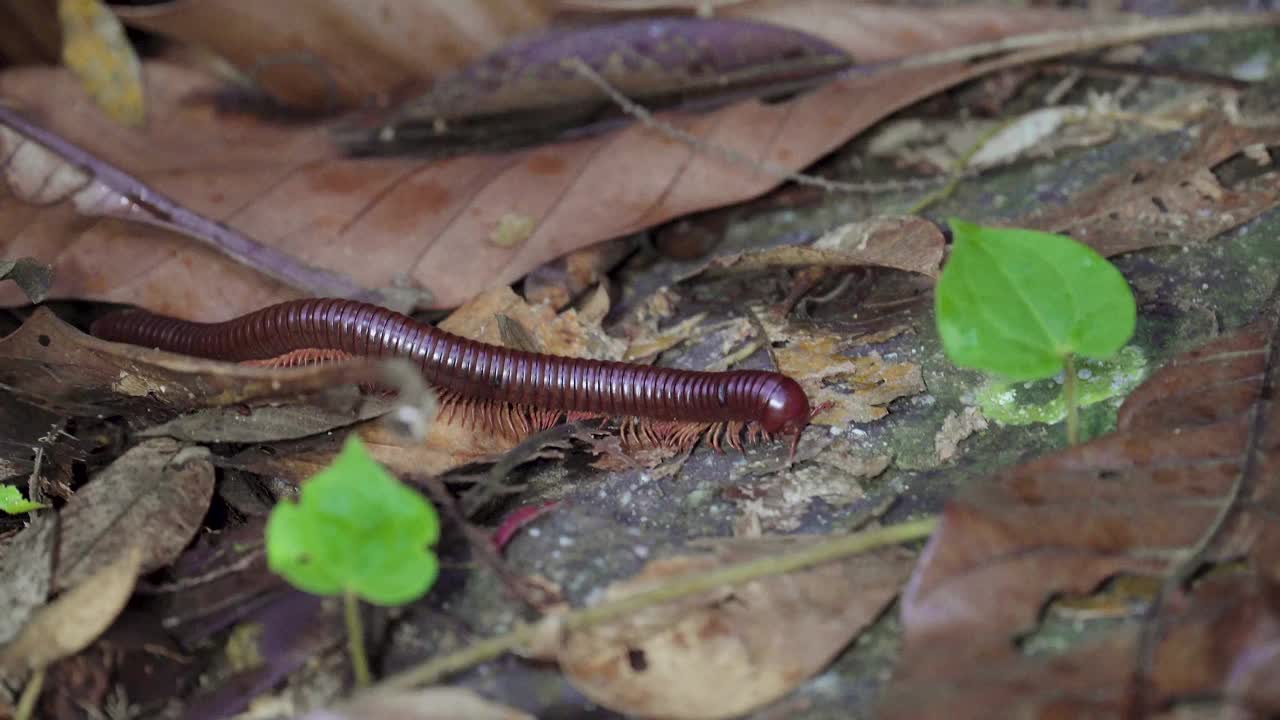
265;436;441;686
935;219;1136;444
0;485;47;514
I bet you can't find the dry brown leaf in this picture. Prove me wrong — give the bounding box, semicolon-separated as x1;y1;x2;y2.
0;543;142;675
550;538;914;719
55;439;214;591
693;216;945;281
0;5;1080;318
302;687;535;720
115;0;554;110
880;572;1280;719
1024;121;1280;256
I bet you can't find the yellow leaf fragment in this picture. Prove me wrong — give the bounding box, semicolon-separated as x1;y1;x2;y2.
58;0;145;126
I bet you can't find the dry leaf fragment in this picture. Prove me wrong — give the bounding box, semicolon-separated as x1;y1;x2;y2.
693;216;946;280
55;438;214;591
302;687;534;720
934;407;988;462
1025;121;1280;256
752;303;924;425
552;539;915;719
0;544;143;675
0;257;53;303
0;515;56;647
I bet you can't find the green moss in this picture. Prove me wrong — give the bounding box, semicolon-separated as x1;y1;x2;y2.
975;346;1148;428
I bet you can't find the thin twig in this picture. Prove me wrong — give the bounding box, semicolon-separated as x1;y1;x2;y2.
14;667;44;720
372;516;937;690
344;589;372;687
886;12;1280;74
1064;353;1080;446
420;475;558;612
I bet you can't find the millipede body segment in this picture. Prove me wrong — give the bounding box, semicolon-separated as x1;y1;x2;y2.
91;299;812;452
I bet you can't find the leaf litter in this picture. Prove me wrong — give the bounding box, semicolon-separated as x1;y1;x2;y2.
0;5;1091;317
0;4;1279;720
879;280;1280;717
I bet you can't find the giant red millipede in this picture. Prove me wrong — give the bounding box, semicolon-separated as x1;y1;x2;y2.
90;299;814;456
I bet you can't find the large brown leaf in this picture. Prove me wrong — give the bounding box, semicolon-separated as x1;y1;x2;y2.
0;4;1080;318
114;0;556;110
544;538;916;719
879;284;1280;715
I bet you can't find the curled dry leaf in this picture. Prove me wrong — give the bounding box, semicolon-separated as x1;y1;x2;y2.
344;16;850;154
55;438;214;592
545;538;915;720
880;285;1280;714
687;216;945;280
0;5;1081;318
0;543;143;676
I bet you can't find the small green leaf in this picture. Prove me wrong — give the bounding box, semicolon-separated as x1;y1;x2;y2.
265;436;441;606
0;485;47;514
936;219;1136;381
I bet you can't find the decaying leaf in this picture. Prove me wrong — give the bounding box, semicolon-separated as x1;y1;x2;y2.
55;438;213;591
1025;121;1280;256
752;303;924;426
880;285;1280;715
302;687;534;720
0;6;1082;317
0;543;143;675
544;538;915;719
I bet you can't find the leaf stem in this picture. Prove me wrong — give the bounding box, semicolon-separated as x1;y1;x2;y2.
1064;353;1080;445
344;589;372;688
15;667;44;720
374;516;938;691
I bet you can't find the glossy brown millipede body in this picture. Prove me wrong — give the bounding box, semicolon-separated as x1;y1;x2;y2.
91;299;813;455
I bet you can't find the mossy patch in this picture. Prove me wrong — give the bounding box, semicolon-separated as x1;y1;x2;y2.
975;345;1148;427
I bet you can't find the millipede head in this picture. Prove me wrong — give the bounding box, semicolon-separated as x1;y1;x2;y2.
756;376;811;463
